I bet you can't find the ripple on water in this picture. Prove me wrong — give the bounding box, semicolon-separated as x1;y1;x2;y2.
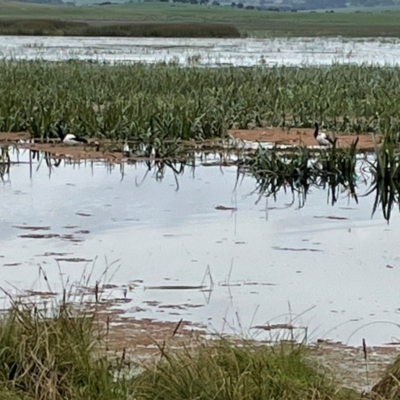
0;148;399;347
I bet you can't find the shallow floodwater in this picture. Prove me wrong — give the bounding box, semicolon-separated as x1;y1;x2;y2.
1;148;400;347
1;36;400;66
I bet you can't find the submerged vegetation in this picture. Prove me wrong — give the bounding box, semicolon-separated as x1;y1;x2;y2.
238;138;359;207
0;19;240;38
2;134;400;222
2;61;400;141
237;136;400;222
366;136;400;221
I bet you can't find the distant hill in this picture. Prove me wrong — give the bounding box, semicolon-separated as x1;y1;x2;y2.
3;0;400;10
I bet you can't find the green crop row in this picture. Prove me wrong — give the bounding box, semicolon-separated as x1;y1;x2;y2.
1;61;400;141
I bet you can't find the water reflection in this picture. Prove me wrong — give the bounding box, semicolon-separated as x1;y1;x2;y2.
0;144;398;222
1;145;400;346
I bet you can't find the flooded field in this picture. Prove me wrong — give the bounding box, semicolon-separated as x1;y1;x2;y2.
1;146;400;349
1;36;400;66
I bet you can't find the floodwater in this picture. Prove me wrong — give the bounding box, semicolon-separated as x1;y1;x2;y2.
1;36;400;66
1;147;400;347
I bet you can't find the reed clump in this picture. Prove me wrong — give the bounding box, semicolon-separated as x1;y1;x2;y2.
316;137;359;205
0;19;240;38
238;140;360;207
0;301;124;400
366;133;400;222
238;145;313;200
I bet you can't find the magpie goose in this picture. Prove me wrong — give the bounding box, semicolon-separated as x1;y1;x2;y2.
313;123;334;146
55;123;88;145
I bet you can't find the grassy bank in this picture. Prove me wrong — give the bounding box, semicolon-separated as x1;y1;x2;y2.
1;61;400;140
2;1;400;36
0;19;240;37
2;292;400;399
0;296;362;400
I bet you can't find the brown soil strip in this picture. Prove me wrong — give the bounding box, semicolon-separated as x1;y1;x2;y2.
252;323;295;331
36;144;124;162
0;131;31;141
19;233;61;239
243;282;276;286
229;128;380;151
76;212;92;217
313;216;349;220
215;205;237;211
13;225;51;231
272;246;322;252
19;233;84;242
24;290;57;298
4;139;126;163
90;301;206;356
158;304;204;310
40;252;71;257
0;128;379;165
146;285;207;290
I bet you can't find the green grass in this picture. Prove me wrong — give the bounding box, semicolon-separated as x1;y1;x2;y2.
1;62;400;141
2;1;400;36
0;295;361;400
372;355;400;398
0;301;125;400
133;339;359;400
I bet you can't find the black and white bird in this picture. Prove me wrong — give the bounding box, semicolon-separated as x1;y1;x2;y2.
313;123;334;146
55;123;88;146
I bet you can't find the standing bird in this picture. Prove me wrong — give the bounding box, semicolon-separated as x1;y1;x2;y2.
313;123;334;146
55;122;88;146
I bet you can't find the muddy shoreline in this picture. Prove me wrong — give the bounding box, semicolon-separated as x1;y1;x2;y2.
0;128;379;163
229;127;379;151
104;314;400;394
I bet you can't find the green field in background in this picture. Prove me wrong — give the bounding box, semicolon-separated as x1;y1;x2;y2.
1;1;400;36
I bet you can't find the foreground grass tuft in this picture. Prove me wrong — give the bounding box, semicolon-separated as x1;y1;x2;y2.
0;301;123;400
0;295;365;399
372;355;400;399
132;339;356;400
